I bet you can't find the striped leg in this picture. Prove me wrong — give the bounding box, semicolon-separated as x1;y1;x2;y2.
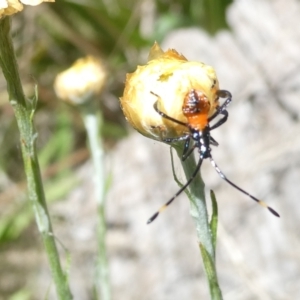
209;156;280;217
147;157;204;224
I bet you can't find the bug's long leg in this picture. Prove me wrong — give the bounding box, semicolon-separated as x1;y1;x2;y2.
209;157;280;217
182;143;196;161
209;136;219;146
209;110;228;131
147;157;204;224
151;92;188;127
209;90;232;122
180;136;195;161
217;89;232;102
166;136;195;161
153;101;187;126
164;135;195;161
217;90;232;111
163;135;189;144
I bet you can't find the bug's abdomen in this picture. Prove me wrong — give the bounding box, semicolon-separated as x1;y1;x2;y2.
182;89;210;130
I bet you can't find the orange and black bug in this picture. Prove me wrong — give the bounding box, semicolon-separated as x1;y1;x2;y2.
147;89;280;224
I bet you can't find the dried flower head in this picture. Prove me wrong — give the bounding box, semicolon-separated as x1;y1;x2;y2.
0;0;54;18
120;42;220;140
54;56;107;105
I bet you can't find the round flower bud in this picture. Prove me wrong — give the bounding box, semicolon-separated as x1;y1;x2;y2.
54;56;107;105
120;42;220;140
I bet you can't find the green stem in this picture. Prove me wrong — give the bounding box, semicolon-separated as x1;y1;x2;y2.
173;145;222;300
0;17;72;300
82;107;110;300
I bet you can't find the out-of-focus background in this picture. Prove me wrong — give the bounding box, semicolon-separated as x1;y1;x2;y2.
1;0;300;299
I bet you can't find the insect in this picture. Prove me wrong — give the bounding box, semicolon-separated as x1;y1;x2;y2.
147;89;280;224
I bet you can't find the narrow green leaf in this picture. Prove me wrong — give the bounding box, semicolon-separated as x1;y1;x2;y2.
29;82;38;121
209;190;218;255
199;243;223;300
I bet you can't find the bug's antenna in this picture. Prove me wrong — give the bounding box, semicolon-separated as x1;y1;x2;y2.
147;157;204;224
209;157;280;217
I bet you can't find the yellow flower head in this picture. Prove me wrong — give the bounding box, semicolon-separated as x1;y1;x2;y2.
54;56;107;105
120;42;220;140
0;0;54;18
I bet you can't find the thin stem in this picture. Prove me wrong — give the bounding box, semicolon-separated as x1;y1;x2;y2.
82;107;110;300
0;17;72;300
173;144;222;300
